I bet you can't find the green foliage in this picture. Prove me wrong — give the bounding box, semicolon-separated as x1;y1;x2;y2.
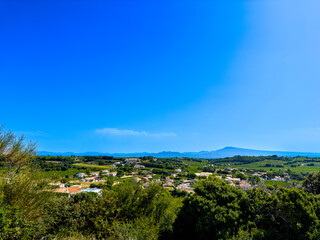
236;173;248;180
1;170;51;221
248;175;261;185
0;170;51;239
42;183;183;239
0;204;42;240
33;156;76;172
303;172;320;194
276;188;320;239
173;177;249;239
105;175;114;189
173;177;320;240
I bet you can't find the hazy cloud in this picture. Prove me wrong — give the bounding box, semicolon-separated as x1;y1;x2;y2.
95;128;176;137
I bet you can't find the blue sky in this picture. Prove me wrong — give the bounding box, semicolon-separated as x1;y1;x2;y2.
1;0;320;153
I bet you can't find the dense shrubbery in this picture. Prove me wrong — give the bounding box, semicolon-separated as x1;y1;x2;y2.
303;171;320;194
200;166;216;172
41;183;182;239
2;173;320;239
0;177;183;239
143;158;183;170
173;177;320;240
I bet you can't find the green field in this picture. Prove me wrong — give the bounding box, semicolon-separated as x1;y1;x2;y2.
41;168;83;178
264;180;293;188
181;159;207;173
225;160;285;170
73;163;116;170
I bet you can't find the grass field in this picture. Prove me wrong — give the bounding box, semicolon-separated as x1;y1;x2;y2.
118;176;134;183
42;168;82;178
181;159;207;173
73;163;116;170
264;180;293;188
226;160;286;169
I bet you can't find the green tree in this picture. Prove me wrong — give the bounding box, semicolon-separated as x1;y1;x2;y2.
303;172;320;194
173;177;249;240
248;175;261;185
275;188;320;239
117;169;124;177
105;175;114;189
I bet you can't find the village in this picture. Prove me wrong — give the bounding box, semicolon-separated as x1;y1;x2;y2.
50;157;291;197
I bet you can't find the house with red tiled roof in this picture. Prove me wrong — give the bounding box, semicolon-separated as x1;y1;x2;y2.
67;186;82;198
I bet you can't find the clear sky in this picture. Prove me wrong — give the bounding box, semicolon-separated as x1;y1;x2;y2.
1;0;320;153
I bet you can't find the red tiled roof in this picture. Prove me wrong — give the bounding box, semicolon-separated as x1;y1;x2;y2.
68;187;82;194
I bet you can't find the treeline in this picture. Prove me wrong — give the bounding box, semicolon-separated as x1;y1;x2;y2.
212;155;320;165
80;156;123;165
211;155;289;165
33;155;124;171
35;156;75;163
143;158;183;170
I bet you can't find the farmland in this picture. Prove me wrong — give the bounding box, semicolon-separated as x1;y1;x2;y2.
73;163;115;170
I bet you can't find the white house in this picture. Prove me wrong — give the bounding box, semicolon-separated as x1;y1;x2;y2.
82;188;102;195
134;164;145;169
76;173;86;178
125;158;139;164
195;172;212;178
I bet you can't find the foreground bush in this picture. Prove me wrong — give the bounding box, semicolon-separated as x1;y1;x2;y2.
43;183;183;239
172;177;320;240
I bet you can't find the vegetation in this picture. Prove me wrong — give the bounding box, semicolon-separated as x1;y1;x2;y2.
0;127;36;184
3;128;320;239
42;183;182;239
173;177;320;239
211;155;320;173
303;171;320;195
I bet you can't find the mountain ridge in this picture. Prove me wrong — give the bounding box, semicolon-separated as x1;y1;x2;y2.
38;147;320;159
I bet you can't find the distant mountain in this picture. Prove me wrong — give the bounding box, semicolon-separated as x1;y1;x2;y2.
37;147;320;159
